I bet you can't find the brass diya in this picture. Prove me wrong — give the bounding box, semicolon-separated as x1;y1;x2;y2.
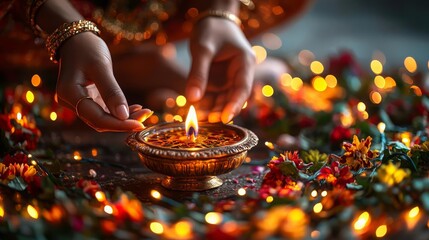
126;122;258;191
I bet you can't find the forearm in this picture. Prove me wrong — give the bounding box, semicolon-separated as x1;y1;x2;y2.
35;0;83;34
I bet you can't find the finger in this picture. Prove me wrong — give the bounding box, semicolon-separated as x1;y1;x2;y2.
77;99;144;132
186;47;214;102
208;95;227;123
221;57;255;124
130;109;153;123
129;104;143;114
91;63;130;121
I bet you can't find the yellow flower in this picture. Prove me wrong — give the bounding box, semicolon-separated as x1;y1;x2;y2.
341;135;379;170
377;161;410;186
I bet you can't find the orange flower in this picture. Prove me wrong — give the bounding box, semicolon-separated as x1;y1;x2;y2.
0;163;16;184
340;135;379;170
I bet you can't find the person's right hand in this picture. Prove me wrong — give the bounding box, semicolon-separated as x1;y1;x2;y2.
56;32;152;132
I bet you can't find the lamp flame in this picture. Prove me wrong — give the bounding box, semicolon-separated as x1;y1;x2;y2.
185;105;198;141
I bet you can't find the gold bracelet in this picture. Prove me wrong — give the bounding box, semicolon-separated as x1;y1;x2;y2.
28;0;49;38
46;20;100;63
195;10;242;27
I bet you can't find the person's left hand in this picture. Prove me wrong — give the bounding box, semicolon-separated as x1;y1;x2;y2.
186;16;256;123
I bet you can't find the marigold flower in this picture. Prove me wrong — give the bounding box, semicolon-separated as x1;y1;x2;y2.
377;161;410;186
340;135;379;170
317;161;354;187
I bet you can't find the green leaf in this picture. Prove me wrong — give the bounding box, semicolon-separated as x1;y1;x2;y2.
346;183;364;190
421;192;429;212
278;161;299;178
7;177;27;191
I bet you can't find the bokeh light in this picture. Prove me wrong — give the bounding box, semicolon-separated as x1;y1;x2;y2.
404;56;417;73
31;74;42;87
370;60;383;74
262;85;274;97
310;61;324;74
252;45;267;64
312;76;327;92
374;76;385;88
176;95;186;107
325;74;337;88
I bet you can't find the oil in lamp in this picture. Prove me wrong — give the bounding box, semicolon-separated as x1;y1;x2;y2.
127;106;258;191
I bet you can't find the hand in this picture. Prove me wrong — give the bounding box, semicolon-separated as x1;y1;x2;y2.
186;17;256;123
56;32;152;132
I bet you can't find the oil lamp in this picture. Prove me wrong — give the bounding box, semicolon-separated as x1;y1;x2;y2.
127;106;258;191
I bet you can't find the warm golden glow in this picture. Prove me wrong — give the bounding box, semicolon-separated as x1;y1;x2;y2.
26;91;35;103
400;132;412;148
266;196;274;203
280;73;293;86
164;113;174;122
325;74;337;88
252;45;267;64
312;76;327;92
95;191;106;202
73;151;82;161
291;77;303;91
375;225;387;238
205;212;223;225
50;112;57;121
408;206;419;218
176;95;187;107
311;190;318;198
357;102;366;112
185;105;198;141
27;205;39;219
91;148;98;157
353;211;370;230
313;203;323;213
410;85;422;96
374;76;385;88
104;205;113;214
173;115;183;122
362;111;369;120
262;85;274;97
150;222;164;234
370;91;382;104
237;188;246;196
0;206;4;217
377;122;386;134
310;61;324;74
321;190;327;197
242;101;248;109
404;56;417;73
384;77;396;89
370;60;383;74
165;98;176;108
151;190;162;200
265;141;275;150
174;220;192;237
31;74;42;87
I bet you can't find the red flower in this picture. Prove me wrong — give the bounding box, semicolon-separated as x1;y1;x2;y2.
317;161;354;187
330;125;353;149
340;135;378;170
2;152;29;165
10;128;40;150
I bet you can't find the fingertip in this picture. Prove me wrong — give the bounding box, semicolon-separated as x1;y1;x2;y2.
186;86;202;102
221;112;234;124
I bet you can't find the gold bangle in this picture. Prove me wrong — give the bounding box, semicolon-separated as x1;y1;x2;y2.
46;20;100;63
195;10;241;27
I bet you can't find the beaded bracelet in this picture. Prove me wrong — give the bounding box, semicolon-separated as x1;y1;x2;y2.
195;10;242;27
45;20;100;63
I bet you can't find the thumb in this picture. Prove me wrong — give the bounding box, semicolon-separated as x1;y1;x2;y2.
186;49;214;102
94;68;130;120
